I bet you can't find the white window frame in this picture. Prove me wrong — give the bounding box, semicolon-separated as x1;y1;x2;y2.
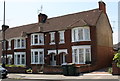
50;32;55;45
7;54;13;64
59;31;65;44
14;52;26;65
72;45;91;64
8;39;11;50
14;38;26;49
31;49;44;64
72;27;91;42
31;33;44;45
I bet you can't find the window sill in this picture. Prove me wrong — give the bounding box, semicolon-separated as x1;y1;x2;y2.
59;42;65;44
50;42;55;45
31;44;44;46
31;63;44;64
7;48;11;50
72;40;91;42
14;47;26;49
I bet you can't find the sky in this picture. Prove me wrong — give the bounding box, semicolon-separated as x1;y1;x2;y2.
0;0;118;44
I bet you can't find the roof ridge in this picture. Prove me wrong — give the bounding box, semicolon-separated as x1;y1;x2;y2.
47;8;100;20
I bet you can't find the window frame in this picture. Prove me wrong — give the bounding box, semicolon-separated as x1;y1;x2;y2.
14;38;26;49
14;52;26;65
50;32;55;45
8;39;11;50
59;31;65;44
31;33;44;45
31;49;44;64
72;27;91;42
72;45;91;64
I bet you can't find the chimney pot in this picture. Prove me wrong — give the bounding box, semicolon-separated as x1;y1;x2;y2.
98;1;106;14
38;13;48;23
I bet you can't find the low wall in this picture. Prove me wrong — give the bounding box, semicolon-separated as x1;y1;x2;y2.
112;62;120;75
6;67;27;73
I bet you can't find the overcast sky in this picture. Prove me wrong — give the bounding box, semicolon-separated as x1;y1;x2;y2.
0;0;118;44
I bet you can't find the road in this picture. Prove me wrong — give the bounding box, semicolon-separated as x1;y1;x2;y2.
1;79;119;81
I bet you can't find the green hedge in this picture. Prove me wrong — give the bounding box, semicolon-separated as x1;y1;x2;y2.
5;64;26;68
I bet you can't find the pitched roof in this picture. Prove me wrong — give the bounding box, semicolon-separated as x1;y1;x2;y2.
5;8;102;39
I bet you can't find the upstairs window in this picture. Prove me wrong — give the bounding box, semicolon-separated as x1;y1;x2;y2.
50;32;55;44
72;27;90;42
14;38;26;49
8;40;11;50
31;33;44;45
59;31;65;44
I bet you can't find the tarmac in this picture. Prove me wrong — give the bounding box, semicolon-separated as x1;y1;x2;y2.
7;72;120;80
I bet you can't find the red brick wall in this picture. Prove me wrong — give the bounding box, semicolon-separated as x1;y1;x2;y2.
112;62;120;75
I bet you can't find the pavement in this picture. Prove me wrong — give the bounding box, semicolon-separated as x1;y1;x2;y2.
7;72;120;80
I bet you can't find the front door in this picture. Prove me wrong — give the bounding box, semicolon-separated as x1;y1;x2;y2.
50;54;56;66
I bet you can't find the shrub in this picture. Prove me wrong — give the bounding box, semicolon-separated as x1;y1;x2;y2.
5;64;26;68
108;67;112;74
113;50;120;68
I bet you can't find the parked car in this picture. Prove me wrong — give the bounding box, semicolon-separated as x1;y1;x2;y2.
0;66;7;78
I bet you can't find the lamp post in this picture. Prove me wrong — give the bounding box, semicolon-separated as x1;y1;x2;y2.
2;25;9;68
2;1;9;68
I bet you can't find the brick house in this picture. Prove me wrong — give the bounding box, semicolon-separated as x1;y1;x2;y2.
0;1;113;73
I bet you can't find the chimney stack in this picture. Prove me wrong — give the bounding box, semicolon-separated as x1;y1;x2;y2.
98;1;106;14
38;13;48;23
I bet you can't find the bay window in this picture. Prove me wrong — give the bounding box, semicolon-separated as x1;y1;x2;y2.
31;49;44;64
14;52;26;65
72;27;90;42
72;45;91;64
14;38;26;49
31;33;44;45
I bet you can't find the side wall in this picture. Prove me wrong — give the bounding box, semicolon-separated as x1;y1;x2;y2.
96;12;113;68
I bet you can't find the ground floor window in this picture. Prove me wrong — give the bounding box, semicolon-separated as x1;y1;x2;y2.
7;54;13;65
72;45;91;64
14;52;26;65
31;49;44;64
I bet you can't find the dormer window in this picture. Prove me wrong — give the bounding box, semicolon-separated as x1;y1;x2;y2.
59;31;65;44
50;32;55;44
31;33;44;45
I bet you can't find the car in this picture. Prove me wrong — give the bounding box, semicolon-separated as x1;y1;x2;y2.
0;66;7;78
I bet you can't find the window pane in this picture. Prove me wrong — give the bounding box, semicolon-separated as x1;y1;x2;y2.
31;35;33;44
39;34;44;44
59;31;64;43
14;55;16;65
84;28;90;40
34;35;38;44
21;39;25;47
73;29;77;41
85;48;91;62
21;55;25;64
35;52;38;63
14;40;16;48
8;40;11;49
74;49;78;63
31;52;34;63
50;33;55;43
39;52;43;64
78;28;83;40
17;55;20;64
17;39;20;47
79;49;84;63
